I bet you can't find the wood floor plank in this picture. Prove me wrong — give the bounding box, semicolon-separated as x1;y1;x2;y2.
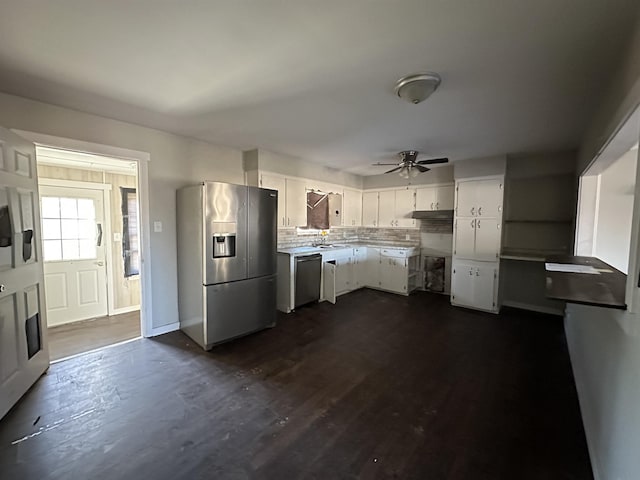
0;290;592;479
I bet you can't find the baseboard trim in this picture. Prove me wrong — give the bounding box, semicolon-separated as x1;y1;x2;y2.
564;316;601;480
502;300;564;316
110;305;141;316
148;321;180;337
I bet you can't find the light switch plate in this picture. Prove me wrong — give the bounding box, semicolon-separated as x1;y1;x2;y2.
154;221;162;233
113;232;122;242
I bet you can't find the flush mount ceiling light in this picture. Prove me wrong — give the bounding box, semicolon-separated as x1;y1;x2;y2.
394;72;441;104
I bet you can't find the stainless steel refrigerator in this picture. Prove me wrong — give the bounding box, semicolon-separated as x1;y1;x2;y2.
176;182;278;350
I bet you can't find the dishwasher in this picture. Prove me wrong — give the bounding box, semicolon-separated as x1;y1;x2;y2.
295;254;322;308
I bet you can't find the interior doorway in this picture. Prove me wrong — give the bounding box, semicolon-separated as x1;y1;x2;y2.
35;146;142;361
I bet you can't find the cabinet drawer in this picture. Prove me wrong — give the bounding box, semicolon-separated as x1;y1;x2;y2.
381;248;407;258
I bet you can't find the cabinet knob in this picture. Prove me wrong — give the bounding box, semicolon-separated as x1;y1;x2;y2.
471;207;475;215
436;202;439;210
478;207;483;216
471;219;475;228
0;284;5;293
430;202;434;209
477;220;481;228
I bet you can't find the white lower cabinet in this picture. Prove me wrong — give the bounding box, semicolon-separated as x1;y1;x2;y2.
451;260;499;312
380;255;408;293
353;247;367;288
335;256;353;295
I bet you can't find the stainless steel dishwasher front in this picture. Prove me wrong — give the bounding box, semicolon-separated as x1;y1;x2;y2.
294;254;322;307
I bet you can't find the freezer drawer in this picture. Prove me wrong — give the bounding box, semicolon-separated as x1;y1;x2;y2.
203;274;276;349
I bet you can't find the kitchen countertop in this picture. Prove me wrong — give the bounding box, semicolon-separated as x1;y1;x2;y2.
278;243;420;257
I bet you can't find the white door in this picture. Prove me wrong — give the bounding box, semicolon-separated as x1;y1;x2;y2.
394;189;416;227
474;218;501;262
451;261;474;307
0;127;49;420
454;218;477;259
285;178;306;227
475;179;503;217
416;186;437;211
261;174;286;228
322;262;336;304
473;264;497;311
362;192;379;227
40;186;108;326
436;185;455;210
378;190;396;227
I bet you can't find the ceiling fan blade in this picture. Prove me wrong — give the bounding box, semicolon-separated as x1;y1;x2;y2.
385;166;403;174
373;162;401;166
417;157;449;165
415;165;430;173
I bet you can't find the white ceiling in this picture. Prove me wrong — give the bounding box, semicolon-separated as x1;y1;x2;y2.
0;1;638;175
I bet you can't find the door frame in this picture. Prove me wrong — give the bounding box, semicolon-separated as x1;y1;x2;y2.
13;130;154;338
38;179;120;321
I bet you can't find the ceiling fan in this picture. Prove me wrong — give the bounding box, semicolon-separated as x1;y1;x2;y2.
373;150;449;178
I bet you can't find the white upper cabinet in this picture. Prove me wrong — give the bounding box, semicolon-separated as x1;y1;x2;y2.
456;179;503;217
394;188;416;227
437;185;455;210
377;190;396;227
474;217;501;261
261;174;287;227
285;178;307;227
362;191;379;227
343;189;362;226
416;184;454;211
416;186;437;210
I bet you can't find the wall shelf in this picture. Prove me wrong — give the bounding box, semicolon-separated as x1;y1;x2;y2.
504;219;573;224
501;248;570;262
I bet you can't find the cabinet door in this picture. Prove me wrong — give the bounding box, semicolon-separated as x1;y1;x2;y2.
456;181;477;216
475;179;503;217
454;218;476;259
343;189;362;226
394;189;416;227
389;257;409;293
451;262;474;307
474;218;501;261
365;248;381;287
353;247;367;288
378;191;396;227
473;264;497;311
322;262;336;304
436;185;454;210
261;174;287;227
362;192;379;227
416;186;437;211
285;178;307;227
335;257;353;294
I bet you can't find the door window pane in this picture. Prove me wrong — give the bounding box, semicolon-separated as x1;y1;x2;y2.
61;219;79;239
43;240;62;261
60;197;77;218
42;219;61;240
41;195;98;261
41;197;60;218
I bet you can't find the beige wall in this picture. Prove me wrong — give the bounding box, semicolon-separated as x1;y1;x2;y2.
37;164;141;310
0;91;245;330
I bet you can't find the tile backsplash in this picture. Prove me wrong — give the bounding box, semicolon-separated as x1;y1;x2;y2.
277;227;420;249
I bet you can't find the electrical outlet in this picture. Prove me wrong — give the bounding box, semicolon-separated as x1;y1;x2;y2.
405;234;411;240
113;232;122;242
154;221;163;233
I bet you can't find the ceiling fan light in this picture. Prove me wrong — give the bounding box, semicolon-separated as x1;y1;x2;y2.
394;72;441;104
409;167;420;178
398;166;410;179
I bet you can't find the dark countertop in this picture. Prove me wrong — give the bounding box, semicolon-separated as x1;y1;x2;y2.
545;255;627;310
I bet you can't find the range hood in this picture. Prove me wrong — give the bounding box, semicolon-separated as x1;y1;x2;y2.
411;210;454;220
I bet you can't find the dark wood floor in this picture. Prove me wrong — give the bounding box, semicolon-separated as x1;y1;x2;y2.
0;290;592;479
47;311;141;361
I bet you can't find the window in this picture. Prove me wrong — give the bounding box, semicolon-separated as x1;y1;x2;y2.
121;188;140;277
41;196;97;261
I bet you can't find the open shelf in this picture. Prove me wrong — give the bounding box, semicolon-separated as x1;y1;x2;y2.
504;219;573;224
501;248;570;262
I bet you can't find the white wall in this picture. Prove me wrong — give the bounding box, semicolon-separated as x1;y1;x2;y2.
454;155;506;179
566;13;640;480
594;149;637;273
0;92;244;330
